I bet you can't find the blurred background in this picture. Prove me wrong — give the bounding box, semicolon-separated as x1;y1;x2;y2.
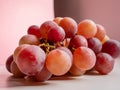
0;0;119;64
0;0;54;64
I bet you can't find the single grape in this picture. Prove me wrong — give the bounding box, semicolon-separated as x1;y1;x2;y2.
46;49;72;76
10;61;26;78
95;24;106;41
19;34;40;45
87;37;102;54
73;47;96;71
69;64;86;76
94;53;115;75
53;17;63;25
69;35;88;50
39;21;58;39
5;54;14;73
59;17;77;38
102;39;120;58
16;45;46;76
77;19;97;39
35;65;52;82
27;25;41;38
48;26;65;43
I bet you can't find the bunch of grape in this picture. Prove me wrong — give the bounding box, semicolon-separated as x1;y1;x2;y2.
6;17;120;82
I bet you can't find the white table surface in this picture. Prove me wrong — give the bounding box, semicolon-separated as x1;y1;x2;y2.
0;58;120;90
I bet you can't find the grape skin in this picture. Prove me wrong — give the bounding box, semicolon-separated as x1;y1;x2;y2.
94;53;115;75
19;34;40;45
77;19;97;39
27;25;41;38
102;39;120;58
16;45;46;76
48;26;65;43
73;47;96;71
46;49;72;76
69;35;88;49
6;55;14;73
87;37;102;54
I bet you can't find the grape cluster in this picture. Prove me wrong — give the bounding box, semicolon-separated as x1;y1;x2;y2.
6;17;120;82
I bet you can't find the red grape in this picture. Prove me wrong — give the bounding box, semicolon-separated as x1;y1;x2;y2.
69;35;88;49
102;39;120;58
87;37;102;54
27;25;41;38
5;54;14;73
94;53;115;75
48;26;65;43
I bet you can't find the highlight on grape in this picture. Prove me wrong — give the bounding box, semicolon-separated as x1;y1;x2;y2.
5;17;120;82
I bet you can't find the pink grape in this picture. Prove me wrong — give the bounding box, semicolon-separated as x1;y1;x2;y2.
5;54;14;73
73;47;96;71
48;26;65;43
35;65;52;82
19;34;40;45
16;45;46;76
59;17;77;38
102;39;120;58
87;37;102;54
77;19;97;39
27;25;41;38
94;53;115;75
46;49;72;76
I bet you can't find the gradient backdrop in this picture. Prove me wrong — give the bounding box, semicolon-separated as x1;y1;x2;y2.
0;0;54;64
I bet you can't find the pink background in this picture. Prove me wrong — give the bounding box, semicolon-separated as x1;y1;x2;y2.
0;0;120;64
0;0;54;64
